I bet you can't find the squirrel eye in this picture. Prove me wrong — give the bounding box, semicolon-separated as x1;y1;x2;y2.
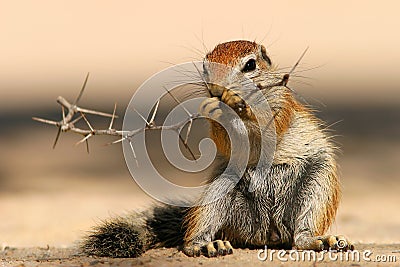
242;59;256;72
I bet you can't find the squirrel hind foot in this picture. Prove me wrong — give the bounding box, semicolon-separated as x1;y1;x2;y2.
294;235;354;251
183;240;234;257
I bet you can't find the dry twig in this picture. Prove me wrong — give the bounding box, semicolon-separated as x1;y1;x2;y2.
32;73;200;159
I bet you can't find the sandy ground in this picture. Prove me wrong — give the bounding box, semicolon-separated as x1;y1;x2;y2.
1;244;400;267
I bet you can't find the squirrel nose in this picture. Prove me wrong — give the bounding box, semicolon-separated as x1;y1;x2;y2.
208;83;226;97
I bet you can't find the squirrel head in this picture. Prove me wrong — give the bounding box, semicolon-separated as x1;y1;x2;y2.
203;40;275;97
202;40;302;138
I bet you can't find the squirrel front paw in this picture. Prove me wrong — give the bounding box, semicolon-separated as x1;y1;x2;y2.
200;89;253;120
183;240;234;257
200;97;223;121
222;88;254;118
221;89;248;115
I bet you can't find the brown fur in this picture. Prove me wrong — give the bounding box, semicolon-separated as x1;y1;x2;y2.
184;206;203;243
206;41;258;66
273;92;297;138
81;40;350;258
315;161;341;235
183;40;347;253
209;121;231;158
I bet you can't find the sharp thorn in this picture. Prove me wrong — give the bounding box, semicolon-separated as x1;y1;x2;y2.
70;115;83;125
85;139;90;154
184;119;193;145
53;126;62;149
289;46;309;75
77;107;116;118
133;108;150;127
80;112;94;132
149;100;159;124
163;86;191;117
128;140;139;167
61;106;66;124
104;137;125;146
177;131;196;162
113;137;125;144
74;72;90;105
109;103;117;130
76;133;92;146
32;117;58;126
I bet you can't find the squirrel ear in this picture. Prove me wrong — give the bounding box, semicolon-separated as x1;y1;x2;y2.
260;45;272;65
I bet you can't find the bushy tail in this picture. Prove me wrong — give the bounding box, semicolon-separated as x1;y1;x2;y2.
81;204;188;258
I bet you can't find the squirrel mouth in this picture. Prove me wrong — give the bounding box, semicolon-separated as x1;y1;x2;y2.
207;83;226;98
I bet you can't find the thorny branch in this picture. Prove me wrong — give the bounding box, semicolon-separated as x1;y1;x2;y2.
33;48;308;160
32;73;200;160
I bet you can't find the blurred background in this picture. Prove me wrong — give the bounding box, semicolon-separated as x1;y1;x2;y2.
0;0;399;247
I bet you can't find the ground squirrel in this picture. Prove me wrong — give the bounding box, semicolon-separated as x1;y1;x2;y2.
81;40;353;258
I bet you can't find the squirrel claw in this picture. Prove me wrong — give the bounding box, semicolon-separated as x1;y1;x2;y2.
221;89;249;116
183;240;234;257
182;244;201;257
205;240;234;257
319;235;354;251
295;235;354;251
